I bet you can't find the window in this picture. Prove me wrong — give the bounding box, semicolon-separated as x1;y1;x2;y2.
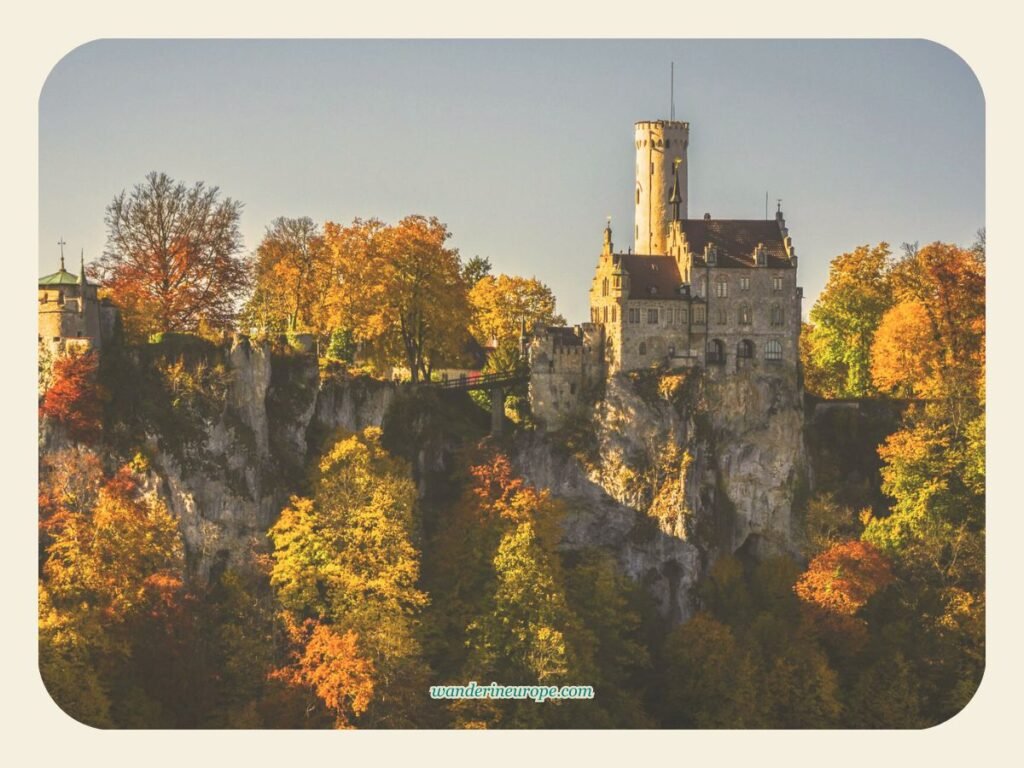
668;344;676;357
698;277;706;297
629;307;641;324
676;307;686;324
740;276;750;291
647;309;659;324
765;339;782;361
602;278;609;297
707;339;725;364
715;278;728;298
716;307;727;325
739;304;752;325
639;342;647;356
603;306;608;323
614;275;620;288
636;188;641;204
611;306;617;323
570;383;577;395
770;304;784;326
737;340;754;359
773;276;783;292
693;305;706;325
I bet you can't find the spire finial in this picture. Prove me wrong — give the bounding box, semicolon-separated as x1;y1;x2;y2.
670;62;675;121
602;216;613;256
58;237;66;271
79;248;87;285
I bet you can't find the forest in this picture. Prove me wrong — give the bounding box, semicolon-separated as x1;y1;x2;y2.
38;172;985;728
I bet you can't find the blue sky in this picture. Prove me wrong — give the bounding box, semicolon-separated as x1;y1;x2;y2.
39;39;984;323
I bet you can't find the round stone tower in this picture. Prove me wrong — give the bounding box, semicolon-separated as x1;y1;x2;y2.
634;119;690;255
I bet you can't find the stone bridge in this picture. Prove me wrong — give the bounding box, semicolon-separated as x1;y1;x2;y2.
432;370;529;435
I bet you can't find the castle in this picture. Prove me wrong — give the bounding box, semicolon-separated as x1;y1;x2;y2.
529;118;803;426
38;250;119;354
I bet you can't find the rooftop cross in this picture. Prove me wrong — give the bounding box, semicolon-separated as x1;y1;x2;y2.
57;237;66;271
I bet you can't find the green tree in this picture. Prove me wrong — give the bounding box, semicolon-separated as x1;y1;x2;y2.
804;243;893;397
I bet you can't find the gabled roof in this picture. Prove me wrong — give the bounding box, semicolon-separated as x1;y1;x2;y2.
618;255;685;299
678;219;791;269
38;268;80;286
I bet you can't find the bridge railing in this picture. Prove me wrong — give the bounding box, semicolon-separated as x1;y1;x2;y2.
432;370;528;391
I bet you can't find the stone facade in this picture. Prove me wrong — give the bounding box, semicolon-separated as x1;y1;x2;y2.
38;256;118;354
527;324;604;426
528;117;803;427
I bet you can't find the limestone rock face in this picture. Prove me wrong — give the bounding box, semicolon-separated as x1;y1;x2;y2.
143;339;396;581
512;367;805;622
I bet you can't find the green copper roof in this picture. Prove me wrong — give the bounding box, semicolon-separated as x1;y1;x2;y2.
39;269;81;286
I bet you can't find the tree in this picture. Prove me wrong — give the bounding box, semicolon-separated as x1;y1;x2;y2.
870;300;943;398
324;216;473;382
240;217;333;336
40;351;104;444
39;465;187;727
469;273;565;350
804;243;893;397
96;172;248;338
461;255;492;287
268;427;430;727
795;540;894;619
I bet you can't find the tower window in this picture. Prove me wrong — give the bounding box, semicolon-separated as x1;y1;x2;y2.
639;342;647;356
765;339;783;361
611;306;617;323
693;305;706;325
739;304;752;325
603;306;608;323
715;278;728;298
770;304;784;326
773;276;784;292
740;276;750;291
602;278;609;297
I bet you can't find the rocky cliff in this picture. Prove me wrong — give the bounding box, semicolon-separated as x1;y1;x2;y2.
511;366;806;622
136;337;397;581
59;336;805;621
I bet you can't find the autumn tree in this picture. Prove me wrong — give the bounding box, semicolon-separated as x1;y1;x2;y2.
469;273;565;352
803;243;893;397
39;465;187;727
872;242;985;410
240;216;333;336
96;172;249;338
268;427;431;727
39;350;104;444
324;216;473;382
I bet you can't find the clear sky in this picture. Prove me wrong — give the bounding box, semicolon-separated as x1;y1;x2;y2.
39;39;984;323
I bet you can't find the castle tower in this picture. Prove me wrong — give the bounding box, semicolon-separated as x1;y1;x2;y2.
634;119;689;255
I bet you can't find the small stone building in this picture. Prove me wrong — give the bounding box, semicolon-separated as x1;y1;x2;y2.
38;254;118;354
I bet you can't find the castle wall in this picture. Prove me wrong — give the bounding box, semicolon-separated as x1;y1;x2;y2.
38;284;104;352
528;324;604;428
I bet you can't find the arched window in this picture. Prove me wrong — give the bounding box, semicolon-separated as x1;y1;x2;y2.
739;304;752;325
639;342;647;356
770;304;784;326
765;339;782;361
603;306;608;323
737;339;754;359
602;278;609;297
611;306;617;323
707;339;725;364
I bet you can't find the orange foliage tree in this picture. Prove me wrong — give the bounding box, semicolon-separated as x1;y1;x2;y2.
795;540;893;617
270;618;375;728
40;351;104;443
323;216;472;381
96;172;249;338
